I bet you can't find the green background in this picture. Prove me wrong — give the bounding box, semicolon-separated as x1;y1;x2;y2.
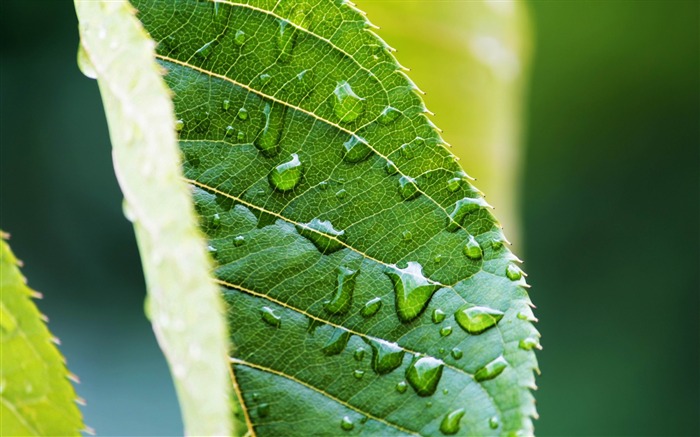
1;1;697;435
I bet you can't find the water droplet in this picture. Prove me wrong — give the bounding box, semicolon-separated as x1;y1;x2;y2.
255;102;286;157
361;297;382;318
353;369;365;379
446;177;462;192
343;135;372;163
234;235;245;246
450;347;463;360
269;153;303;192
439;408;465;435
259;73;272;85
400;143;414;158
260;306;281;328
446;197;490;231
276;6;310;63
517;312;529;320
443;388;449;395
454;305;504;335
519;336;541;351
175;119;185;131
385;262;441;322
433;254;443;263
257;403;270;418
237;107;248;120
474;355;508;382
432;309;446;324
77;43;97;79
225;125;234;136
296;218;345;254
396;381;408;393
426;402;433;408
318;181;329;190
378;106;400;125
402;230;413;241
234;30;246;46
406;356;444;396
368;339;405;374
354;348;365;361
340;416;354;431
333;80;365;122
438;347;445;354
385;160;398;175
439;326;452;337
398;176;421;200
489;416;500;429
325;266;358;315
463;235;482;260
212;213;221;228
321;328;351;356
223;99;231;111
195;40;215;58
207;245;218;259
492;239;504;251
237;131;246;141
506;263;522;280
335;189;348;200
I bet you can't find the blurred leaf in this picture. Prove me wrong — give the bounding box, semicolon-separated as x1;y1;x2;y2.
74;1;234;435
132;0;539;435
0;234;83;436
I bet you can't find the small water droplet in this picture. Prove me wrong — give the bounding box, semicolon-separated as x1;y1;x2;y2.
354;348;365;361
492;239;504;250
368;339;405;374
259;73;272;85
237;131;246;141
335;189;347;200
321;328;351;356
175;119;185;131
398;176;421;200
489;416;500;429
438;347;445;354
385;160;398;175
439;408;466;435
325;266;358;315
296;218;345;254
269;153;303;192
396;381;408;393
517;312;528;320
260;306;281;328
519;336;541;351
433;254;443;263
426;402;433;408
446;177;462;192
406;356;444;396
454;305;504;335
225;125;235;136
378;106;400;125
432;309;446;324
237;107;248;120
463;235;482;260
257;403;270;418
77;43;97;79
212;213;221;228
439;326;452;337
223;99;231;111
450;347;463;360
234;30;246;46
386;262;441;322
446;197;490;231
333;80;365;122
318;181;329;190
361;297;382;318
353;369;365;379
234;235;245;246
255;102;286;157
402;230;413;241
343;135;372;163
340;416;354;431
474;355;508;382
506;263;522;280
400;143;414;158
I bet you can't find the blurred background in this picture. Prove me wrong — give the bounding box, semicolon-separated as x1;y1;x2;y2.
1;0;697;435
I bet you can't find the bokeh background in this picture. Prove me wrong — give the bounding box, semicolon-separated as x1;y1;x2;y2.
1;1;698;435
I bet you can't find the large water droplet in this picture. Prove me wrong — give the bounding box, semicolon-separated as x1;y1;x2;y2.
175;119;185;132
361;297;382;318
343;135;372;163
340;416;354;431
237;107;248;120
519;336;541;351
333;80;365;122
398;176;421;200
325;266;358;315
255;102;286;157
432;309;446;324
295;218;345;254
321;328;351;356
474;355;508;382
506;263;523;280
450;347;463;360
378;106;400;125
396;381;408;393
269;153;303;192
406;356;444;396
463;235;482;260
234;30;246;46
260;306;281;328
385;262;441;322
368;339;405;375
454;305;504;335
439;408;465;435
446;197;490;231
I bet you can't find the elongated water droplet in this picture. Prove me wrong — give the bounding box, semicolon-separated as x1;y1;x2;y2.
368;339;405;374
260;306;281;328
406;356;444;396
385;160;398;175
439;326;452;337
519;336;541;351
234;30;246;46
439;408;465;435
195;40;215;58
506;263;522;280
175;119;185;132
489;416;500;429
361;297;382;318
454;305;504;335
237;107;248;120
340;416;354;431
269;153;303;192
325;266;358;315
385;262;441;322
343;135;372;163
463;235;482;260
212;213;221;228
446;177;462;192
321;328;351;356
378;106;400;125
77;43;97;79
255;102;286;157
335;189;347;200
450;347;463;360
475;355;508;382
295;218;345;254
257;403;270;418
400;143;414;158
223;99;231;111
398;176;421;200
396;381;408;393
333;80;365;122
354;348;365;361
259;73;272;85
234;235;245;246
432;309;446;324
446;197;490;231
353;369;365;379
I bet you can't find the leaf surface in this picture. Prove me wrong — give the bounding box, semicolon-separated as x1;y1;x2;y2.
131;0;540;435
0;235;83;436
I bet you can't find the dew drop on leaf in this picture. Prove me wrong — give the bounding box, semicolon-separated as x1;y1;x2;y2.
321;328;351;356
463;235;482;260
175;119;185;132
405;356;444;397
234;30;246;46
333;80;365;122
385;262;441;323
254;102;285;157
324;266;358;315
395;381;408;393
260;306;281;328
450;347;463;360
439;326;452;337
519;337;541;351
432;308;446;324
489;416;500;429
367;339;405;375
237;107;248;120
361;297;382;318
454;305;504;335
353;369;365;379
385;159;398;175
343;135;372;163
506;263;522;281
340;416;354;431
378;106;400;125
474;355;508;382
446;197;490;231
269;153;303;192
295;218;345;254
446;177;462;192
354;348;365;361
439;408;466;435
257;403;270;418
398;175;421;200
222;99;230;111
335;189;347;200
234;235;245;246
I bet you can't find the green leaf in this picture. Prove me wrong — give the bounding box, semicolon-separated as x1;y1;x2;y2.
131;0;540;435
0;234;83;436
74;1;235;435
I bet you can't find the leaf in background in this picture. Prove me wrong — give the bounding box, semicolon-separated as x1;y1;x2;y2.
132;0;540;435
0;234;83;436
